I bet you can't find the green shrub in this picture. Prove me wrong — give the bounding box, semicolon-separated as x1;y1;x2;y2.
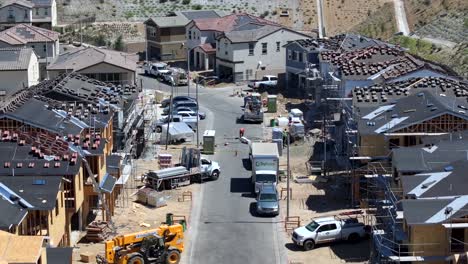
192;4;202;10
182;0;190;4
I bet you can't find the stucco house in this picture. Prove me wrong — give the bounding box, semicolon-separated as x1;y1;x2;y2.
0;47;39;96
144;10;225;62
186;13;311;82
47;46;137;85
0;0;57;30
0;23;59;79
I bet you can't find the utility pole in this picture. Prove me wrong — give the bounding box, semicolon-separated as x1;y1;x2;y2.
165;78;174;150
286;131;290;218
196;79;199;147
187;48;190;96
323;101;327;177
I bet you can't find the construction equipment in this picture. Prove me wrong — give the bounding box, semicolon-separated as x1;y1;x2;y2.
96;223;184;264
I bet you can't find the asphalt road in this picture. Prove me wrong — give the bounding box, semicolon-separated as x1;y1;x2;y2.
139;74;287;264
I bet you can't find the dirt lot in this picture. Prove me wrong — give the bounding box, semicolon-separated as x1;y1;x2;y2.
322;0;391;35
72;90;200;264
260;92;371;263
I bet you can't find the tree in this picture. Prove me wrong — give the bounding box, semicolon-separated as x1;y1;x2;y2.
95;34;107;47
182;0;190;4
113;35;124;51
192;4;202;10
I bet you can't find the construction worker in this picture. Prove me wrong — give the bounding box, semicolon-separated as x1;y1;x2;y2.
239;127;245;138
282;128;288;147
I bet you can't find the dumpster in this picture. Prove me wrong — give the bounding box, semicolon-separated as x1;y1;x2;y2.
203;130;216;154
267;95;277;113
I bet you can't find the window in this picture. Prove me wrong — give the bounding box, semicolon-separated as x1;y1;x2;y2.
188;30;191;39
44;8;48;15
299;52;303;62
292;51;297;61
261;43;267;55
288;50;292;60
24;10;28;19
35;8;39;16
43;44;46;52
8;8;13;19
224;41;228;55
248;43;254;55
276;41;280;52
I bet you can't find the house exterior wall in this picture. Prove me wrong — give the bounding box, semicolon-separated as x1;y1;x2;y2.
217;29;310;81
0;51;38;95
0;4;32;28
73;167;85;214
47;190;68;246
145;22;186;61
409;224;449;264
31;0;55;29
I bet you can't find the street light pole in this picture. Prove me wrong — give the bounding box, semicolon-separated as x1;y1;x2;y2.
187;48;190;96
286;131;290;218
165;78;174;150
196;80;199;147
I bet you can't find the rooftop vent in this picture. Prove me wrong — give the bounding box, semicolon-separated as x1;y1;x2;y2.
430;107;438;111
421;180;437;189
391;114;398;118
444;166;454;172
33;179;46;185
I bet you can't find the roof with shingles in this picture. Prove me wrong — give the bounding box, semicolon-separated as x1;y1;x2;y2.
0;0;33;8
145;10;225;28
0;47;34;71
392;137;468;173
47;46;137;72
191;13;280;32
357;90;468;135
0;24;59;45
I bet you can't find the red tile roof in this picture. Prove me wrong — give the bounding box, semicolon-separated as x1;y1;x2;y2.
198;43;216;53
192;13;280;33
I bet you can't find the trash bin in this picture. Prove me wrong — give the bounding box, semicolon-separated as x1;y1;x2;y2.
203;130;216;154
270;118;276;127
166;213;173;225
267;95;277;113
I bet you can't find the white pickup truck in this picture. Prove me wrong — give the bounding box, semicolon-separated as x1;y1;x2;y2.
143;62;170;78
292;216;370;250
248;75;278;89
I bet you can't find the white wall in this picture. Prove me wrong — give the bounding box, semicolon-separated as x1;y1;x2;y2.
27;51;40;86
217;29;310;80
51;0;57;27
26;41;58;60
0;4;32;24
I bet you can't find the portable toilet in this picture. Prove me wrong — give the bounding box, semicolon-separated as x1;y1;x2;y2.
267;95;277;113
203;130;216;154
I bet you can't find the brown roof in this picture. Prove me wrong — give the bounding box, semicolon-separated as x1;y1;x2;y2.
0;24;59;45
191;13;279;33
198;43;216;53
47;46;137;72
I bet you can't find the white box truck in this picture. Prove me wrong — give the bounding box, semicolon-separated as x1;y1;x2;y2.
249;142;279;193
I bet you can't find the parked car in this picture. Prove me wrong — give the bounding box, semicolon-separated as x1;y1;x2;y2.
248;75;278;89
163;101;198;115
292;216;370;251
153;114;197;133
256;183;279;216
161;96;195;108
174;107;206;120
